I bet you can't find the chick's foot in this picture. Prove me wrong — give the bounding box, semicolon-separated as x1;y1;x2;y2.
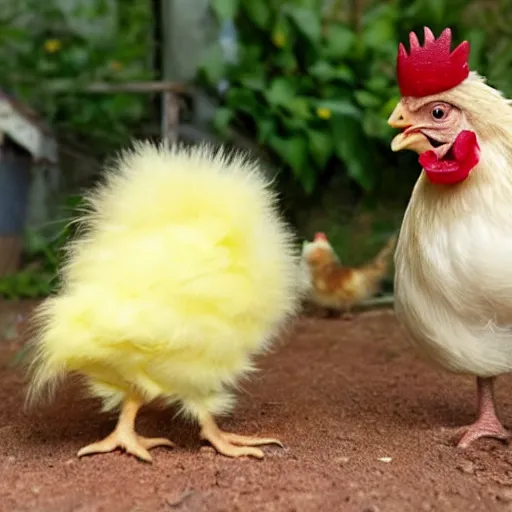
77;397;175;462
200;415;283;459
457;377;510;449
77;431;175;462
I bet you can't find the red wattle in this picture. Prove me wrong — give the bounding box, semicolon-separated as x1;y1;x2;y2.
419;130;480;185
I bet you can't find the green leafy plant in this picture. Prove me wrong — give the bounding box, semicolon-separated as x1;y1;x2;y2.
199;0;402;195
0;194;83;299
0;0;154;152
199;0;512;198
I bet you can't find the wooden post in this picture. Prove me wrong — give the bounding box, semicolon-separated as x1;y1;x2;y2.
84;81;188;143
162;91;180;144
0;236;22;276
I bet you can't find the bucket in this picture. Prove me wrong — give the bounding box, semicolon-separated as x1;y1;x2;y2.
0;138;31;275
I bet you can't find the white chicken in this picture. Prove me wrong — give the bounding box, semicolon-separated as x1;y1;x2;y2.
389;27;512;448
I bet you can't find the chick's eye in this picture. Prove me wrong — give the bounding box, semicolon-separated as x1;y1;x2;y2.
432;107;445;120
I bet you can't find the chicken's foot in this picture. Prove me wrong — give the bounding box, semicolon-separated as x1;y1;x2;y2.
457;377;510;448
199;414;283;459
77;397;175;462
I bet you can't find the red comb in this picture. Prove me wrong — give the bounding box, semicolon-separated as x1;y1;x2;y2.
314;232;327;242
397;27;470;98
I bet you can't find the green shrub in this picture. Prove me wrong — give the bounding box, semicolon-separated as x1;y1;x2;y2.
0;0;154;152
0;194;82;299
199;0;402;195
198;0;512;197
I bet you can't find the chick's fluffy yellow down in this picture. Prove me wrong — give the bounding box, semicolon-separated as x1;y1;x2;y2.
28;142;301;421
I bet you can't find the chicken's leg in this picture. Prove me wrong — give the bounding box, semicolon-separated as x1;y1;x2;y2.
199;414;283;459
457;377;510;448
77;397;175;462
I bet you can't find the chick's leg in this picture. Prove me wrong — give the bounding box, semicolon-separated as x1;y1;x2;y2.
77;397;175;462
199;414;283;459
457;377;510;448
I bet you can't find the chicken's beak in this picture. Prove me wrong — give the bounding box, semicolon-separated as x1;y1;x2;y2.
388;102;431;154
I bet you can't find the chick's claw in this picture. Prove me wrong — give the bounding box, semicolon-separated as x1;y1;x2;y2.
200;414;283;459
204;436;265;459
77;431;175;462
222;432;284;448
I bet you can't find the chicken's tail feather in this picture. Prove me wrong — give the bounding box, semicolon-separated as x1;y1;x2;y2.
24;299;69;411
364;233;398;276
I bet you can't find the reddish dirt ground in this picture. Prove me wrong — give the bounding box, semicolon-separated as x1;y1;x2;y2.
3;301;512;511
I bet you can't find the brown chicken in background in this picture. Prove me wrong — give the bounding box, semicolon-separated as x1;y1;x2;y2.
389;27;512;448
301;232;397;318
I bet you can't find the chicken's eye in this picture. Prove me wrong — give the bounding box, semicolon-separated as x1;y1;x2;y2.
432;108;445;120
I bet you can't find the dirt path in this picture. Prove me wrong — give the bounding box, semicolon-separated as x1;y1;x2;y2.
2;302;512;512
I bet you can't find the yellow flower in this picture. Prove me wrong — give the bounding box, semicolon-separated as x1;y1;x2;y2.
44;39;62;53
272;31;286;48
316;107;332;120
110;60;123;71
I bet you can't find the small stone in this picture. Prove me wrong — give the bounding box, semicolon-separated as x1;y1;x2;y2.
377;457;392;463
199;446;215;457
336;456;350;465
65;459;74;465
166;490;195;507
456;461;475;475
497;488;512;503
7;456;15;463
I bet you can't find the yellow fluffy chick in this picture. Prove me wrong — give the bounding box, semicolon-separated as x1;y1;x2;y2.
26;141;301;461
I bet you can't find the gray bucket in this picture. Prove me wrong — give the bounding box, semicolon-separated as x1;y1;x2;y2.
0;138;31;236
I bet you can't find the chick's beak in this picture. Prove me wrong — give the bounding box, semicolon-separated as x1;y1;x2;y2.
388;102;431;154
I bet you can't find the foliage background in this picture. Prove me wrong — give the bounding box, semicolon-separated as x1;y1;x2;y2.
0;0;155;157
1;0;512;297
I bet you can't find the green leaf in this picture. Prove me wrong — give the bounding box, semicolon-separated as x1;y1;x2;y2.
287;97;311;119
333;65;356;83
226;87;258;113
240;0;270;28
281;115;308;132
308;129;333;169
272;16;294;49
308;60;334;81
65;46;89;68
309;61;354;84
199;42;226;84
268;134;308;177
365;75;390;94
256;119;275;143
300;165;317;195
211;0;239;20
264;77;296;107
362;110;393;140
315;99;361;119
324;25;356;58
381;96;400;118
238;70;266;91
332;116;375;191
466;29;486;70
361;19;396;51
428;0;446;24
212;107;233;134
354;90;382;108
240;44;263;64
285;6;321;44
273;51;298;73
